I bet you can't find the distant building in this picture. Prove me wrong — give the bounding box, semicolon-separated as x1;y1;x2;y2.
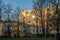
0;20;21;37
20;7;60;37
0;6;60;37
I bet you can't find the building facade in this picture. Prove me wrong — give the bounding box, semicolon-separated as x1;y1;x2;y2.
20;7;60;37
0;6;60;37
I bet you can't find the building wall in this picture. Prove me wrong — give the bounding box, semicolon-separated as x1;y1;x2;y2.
0;23;3;36
20;9;43;34
20;8;59;35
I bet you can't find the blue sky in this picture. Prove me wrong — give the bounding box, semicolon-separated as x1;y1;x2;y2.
3;0;33;10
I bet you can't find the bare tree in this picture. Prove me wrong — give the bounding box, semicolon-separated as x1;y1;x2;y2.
33;0;47;37
3;4;12;37
13;6;21;37
49;0;60;40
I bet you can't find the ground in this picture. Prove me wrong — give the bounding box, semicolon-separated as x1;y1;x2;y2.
0;38;55;40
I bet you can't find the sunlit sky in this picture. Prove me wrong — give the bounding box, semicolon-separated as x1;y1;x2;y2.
3;0;33;10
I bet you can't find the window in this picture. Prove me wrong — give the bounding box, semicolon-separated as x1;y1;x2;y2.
40;27;42;32
33;27;35;32
33;28;35;32
26;11;28;14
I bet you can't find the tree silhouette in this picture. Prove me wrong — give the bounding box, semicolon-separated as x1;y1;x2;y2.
3;4;12;37
33;0;48;37
49;0;60;40
13;6;21;37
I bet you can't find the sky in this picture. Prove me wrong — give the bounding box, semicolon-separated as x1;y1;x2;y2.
3;0;33;10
